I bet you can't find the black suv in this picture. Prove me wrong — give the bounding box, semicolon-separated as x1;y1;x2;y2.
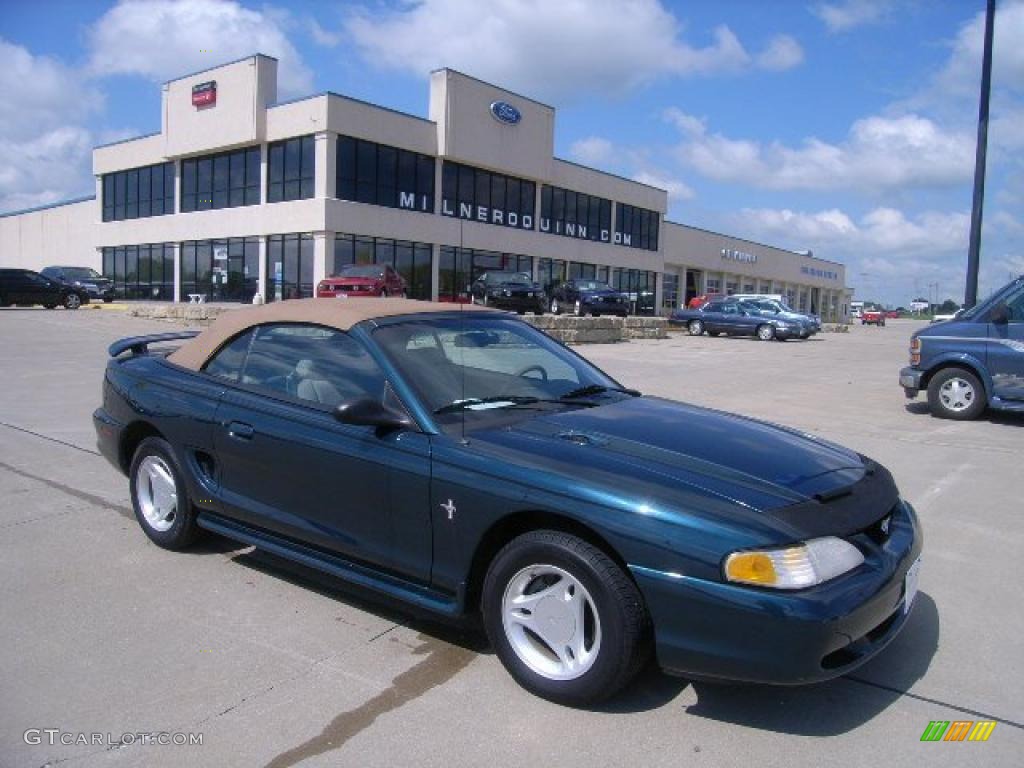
0;268;89;309
41;266;115;303
470;271;546;314
549;279;629;317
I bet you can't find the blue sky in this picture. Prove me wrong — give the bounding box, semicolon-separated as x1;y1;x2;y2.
1;0;1021;305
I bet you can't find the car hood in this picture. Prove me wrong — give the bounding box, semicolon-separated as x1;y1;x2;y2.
467;397;890;537
332;276;382;285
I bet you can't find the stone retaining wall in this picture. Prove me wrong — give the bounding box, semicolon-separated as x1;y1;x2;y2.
125;302;669;343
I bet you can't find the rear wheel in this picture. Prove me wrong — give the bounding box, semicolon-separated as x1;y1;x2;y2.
482;530;649;706
927;368;985;421
43;304;57;310
688;319;704;336
129;437;201;550
63;292;82;310
757;324;775;341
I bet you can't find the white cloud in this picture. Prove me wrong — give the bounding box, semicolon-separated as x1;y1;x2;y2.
631;171;695;201
812;0;892;33
735;206;970;256
756;35;804;71
0;39;102;213
936;0;1024;97
342;0;801;102
568;137;615;166
86;0;313;98
667;108;975;191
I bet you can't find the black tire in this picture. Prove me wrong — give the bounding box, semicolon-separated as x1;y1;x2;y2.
128;437;201;550
927;368;986;421
43;304;57;310
380;289;388;298
0;293;8;307
688;319;704;336
62;292;82;310
103;298;114;303
756;324;775;341
482;530;650;706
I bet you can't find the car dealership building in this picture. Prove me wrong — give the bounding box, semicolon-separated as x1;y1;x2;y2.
0;54;850;320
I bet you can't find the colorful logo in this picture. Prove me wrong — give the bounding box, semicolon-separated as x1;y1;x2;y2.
489;101;522;125
920;720;996;742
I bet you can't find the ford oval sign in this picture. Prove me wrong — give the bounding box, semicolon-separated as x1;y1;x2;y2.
490;101;522;125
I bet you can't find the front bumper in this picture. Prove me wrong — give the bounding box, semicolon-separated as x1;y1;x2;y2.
489;294;546;312
899;366;924;397
632;500;923;685
581;297;629;315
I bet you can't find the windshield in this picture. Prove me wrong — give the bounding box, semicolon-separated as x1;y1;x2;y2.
960;277;1023;320
575;281;613;291
63;267;103;280
485;272;532;285
337;265;385;278
372;315;626;432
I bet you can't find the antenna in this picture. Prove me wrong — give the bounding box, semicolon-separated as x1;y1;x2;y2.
459;218;467;443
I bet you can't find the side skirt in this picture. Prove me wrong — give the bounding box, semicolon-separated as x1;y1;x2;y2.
197;512;462;617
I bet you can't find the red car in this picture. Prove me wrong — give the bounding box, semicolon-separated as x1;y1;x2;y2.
861;308;886;326
885;310;900;319
317;264;407;298
687;293;723;309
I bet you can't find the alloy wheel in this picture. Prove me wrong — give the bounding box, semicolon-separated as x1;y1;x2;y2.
501;564;602;681
135;455;178;532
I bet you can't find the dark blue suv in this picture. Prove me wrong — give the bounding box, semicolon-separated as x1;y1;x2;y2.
900;275;1024;419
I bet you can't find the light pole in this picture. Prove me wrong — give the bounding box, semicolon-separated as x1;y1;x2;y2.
965;0;996;308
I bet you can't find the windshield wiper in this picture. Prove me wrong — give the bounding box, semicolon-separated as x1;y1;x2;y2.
559;384;641;400
434;393;604;415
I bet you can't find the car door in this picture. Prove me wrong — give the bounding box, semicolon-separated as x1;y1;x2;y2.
208;323;433;582
23;271;59;305
988;284;1024;401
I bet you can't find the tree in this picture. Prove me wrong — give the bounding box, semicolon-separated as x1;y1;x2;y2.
939;299;960;313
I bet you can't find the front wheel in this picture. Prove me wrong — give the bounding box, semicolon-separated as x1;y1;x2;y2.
129;437;201;550
482;530;649;706
688;319;704;336
757;324;775;341
927;368;985;421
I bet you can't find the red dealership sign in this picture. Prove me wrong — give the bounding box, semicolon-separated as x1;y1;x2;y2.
191;81;217;107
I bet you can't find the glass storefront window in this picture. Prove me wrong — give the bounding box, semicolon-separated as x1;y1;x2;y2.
537;258;566;294
438;247;532;302
181;146;260;212
102;243;174;300
267;233;314;301
540;185;612;243
332;233;432;300
662;273;679;310
614;269;657;316
179;237;258;302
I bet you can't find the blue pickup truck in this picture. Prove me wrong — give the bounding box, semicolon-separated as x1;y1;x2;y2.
900;274;1024;420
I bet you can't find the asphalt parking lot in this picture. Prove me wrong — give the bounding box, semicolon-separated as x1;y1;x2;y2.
2;308;1021;767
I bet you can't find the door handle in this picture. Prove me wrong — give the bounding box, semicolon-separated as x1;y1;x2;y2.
227;421;254;440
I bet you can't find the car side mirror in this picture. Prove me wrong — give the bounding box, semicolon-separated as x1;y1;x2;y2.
990;302;1009;325
335;398;412;431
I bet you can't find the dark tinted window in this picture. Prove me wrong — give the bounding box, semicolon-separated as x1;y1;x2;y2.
267;136;315;203
202;330;255;382
336;135;435;213
239;324;387;409
440;160;534;230
102;162;174;222
614;204;659;251
181;146;260;213
540;185;612;243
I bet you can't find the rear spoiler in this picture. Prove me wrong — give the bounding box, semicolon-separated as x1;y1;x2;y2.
108;331;200;358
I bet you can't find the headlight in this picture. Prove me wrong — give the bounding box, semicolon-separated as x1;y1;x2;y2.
724;537;864;589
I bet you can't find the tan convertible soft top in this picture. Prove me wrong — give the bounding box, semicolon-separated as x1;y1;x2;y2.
167;297;499;371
